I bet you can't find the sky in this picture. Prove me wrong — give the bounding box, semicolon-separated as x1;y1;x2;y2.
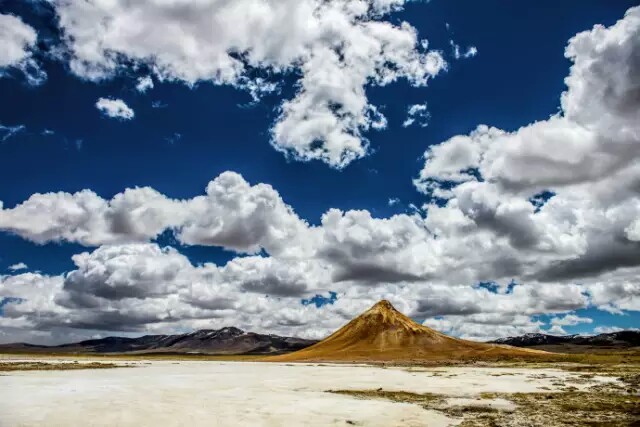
0;0;638;344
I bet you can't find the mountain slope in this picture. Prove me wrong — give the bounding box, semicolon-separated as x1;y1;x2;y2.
0;327;317;355
267;300;545;362
491;331;640;352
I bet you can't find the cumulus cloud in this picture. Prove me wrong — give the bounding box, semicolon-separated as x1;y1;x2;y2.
135;76;154;93
402;103;430;127
547;313;593;334
0;14;46;84
0;245;598;344
0;171;312;256
550;314;593;327
0;243;333;339
0;175;637;343
7;263;27;272
95;98;135;120
593;325;638;334
51;0;446;167
425;315;545;342
415;6;640;288
1;7;639;344
318;209;437;283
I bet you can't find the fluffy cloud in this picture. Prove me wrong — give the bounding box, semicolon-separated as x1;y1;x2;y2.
135;76;154;93
402;103;430;127
424;315;544;342
52;0;445;167
0;247;595;343
7;263;27;272
0;172;312;256
1;7;639;344
0;14;36;67
175;172;314;256
0;174;637;343
0;243;333;339
593;326;638;334
95;98;135;120
0;14;45;84
318;209;437;283
550;314;593;327
415;6;640;286
547;313;593;335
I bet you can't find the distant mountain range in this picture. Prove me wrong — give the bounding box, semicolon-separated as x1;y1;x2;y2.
2;325;638;357
490;331;640;350
0;327;317;355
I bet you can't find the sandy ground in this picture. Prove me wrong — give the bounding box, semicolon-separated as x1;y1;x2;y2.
0;359;620;427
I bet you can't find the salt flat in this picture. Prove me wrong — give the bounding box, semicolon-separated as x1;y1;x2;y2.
0;359;620;427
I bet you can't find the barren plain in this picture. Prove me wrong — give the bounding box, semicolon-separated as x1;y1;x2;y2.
0;356;637;426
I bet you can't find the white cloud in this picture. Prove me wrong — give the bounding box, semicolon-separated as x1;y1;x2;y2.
550;313;593;326
52;0;446;168
95;98;135;120
0;14;45;85
548;325;567;335
0;170;635;344
425;314;545;342
402;103;430;127
0;171;313;256
0;245;595;344
0;14;36;67
1;7;639;344
414;6;640;291
7;263;27;272
0;124;25;142
593;325;638;334
450;40;477;59
465;46;478;58
593;326;623;334
135;76;154;93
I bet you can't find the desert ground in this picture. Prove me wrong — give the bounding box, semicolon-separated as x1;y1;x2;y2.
0;356;638;427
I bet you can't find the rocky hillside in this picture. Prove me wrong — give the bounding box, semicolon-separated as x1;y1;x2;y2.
0;327;317;355
490;331;640;349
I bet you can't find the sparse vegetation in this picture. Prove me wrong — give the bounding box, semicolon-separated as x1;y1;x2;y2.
0;361;122;371
329;365;640;427
477;390;639;426
329;389;444;405
328;389;508;425
0;351;266;361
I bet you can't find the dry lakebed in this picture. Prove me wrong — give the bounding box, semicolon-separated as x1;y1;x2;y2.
0;356;638;426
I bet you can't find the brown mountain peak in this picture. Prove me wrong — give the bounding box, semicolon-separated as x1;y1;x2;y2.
370;299;396;311
362;299;402;315
267;297;548;362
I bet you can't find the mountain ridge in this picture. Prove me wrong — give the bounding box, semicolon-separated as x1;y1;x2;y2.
0;326;317;355
490;331;640;349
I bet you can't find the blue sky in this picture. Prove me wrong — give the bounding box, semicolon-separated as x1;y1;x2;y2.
0;1;638;343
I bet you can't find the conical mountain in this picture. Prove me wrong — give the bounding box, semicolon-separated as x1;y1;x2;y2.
268;300;545;362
